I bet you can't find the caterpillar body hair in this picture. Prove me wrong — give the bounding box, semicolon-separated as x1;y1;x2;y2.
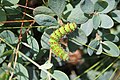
49;23;77;61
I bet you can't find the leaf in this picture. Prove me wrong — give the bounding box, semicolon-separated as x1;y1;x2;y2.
68;28;87;46
53;70;69;80
0;50;13;58
67;3;88;24
87;70;100;80
68;41;80;52
36;48;49;60
87;39;99;56
102;34;119;42
0;67;9;80
48;0;66;17
94;0;108;12
0;8;6;26
111;10;120;23
15;63;29;80
40;62;53;69
34;14;58;26
0;57;6;64
0;30;17;44
96;44;102;55
93;14;101;29
102;41;120;57
99;14;114;29
1;0;19;6
40;70;47;79
100;0;115;13
33;6;55;16
27;35;39;52
5;5;21;15
0;44;6;56
98;70;113;80
80;0;94;14
81;19;93;36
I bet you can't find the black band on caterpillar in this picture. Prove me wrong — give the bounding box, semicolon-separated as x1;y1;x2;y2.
49;23;77;61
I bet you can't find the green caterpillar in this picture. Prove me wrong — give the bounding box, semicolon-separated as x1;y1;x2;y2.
49;23;77;61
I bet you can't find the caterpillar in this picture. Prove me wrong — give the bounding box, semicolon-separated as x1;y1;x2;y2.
49;23;77;61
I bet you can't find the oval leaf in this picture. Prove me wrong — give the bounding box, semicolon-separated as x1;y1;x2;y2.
0;30;17;44
48;0;66;17
111;10;120;23
96;44;102;55
40;62;53;69
81;19;93;36
102;34;119;42
87;39;99;56
80;0;94;14
94;0;108;12
99;14;114;29
100;0;115;13
102;41;120;57
67;3;88;24
1;0;19;6
68;28;87;46
93;15;101;29
0;8;6;26
53;70;69;80
33;6;55;16
27;35;39;52
34;14;58;26
15;63;29;80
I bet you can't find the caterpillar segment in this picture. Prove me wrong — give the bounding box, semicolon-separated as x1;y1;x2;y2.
49;23;77;61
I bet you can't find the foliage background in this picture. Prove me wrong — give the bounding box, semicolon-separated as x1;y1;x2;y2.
0;0;120;80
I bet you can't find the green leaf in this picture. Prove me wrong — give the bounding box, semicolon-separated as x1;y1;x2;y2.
40;70;47;79
0;67;9;80
102;34;119;42
87;70;100;80
96;44;102;55
81;19;93;36
67;3;88;24
92;14;101;29
15;63;29;80
0;57;6;64
0;50;13;58
53;70;69;80
34;14;58;26
111;10;120;23
80;0;94;14
0;44;6;56
0;8;6;26
63;3;73;15
5;5;21;15
40;62;53;69
102;41;120;57
1;0;19;6
68;41;80;52
27;35;39;52
48;0;66;17
98;70;113;80
94;0;108;12
36;48;49;60
100;0;115;13
99;14;114;29
87;39;99;56
0;44;7;63
0;30;17;44
33;6;55;16
68;28;87;46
